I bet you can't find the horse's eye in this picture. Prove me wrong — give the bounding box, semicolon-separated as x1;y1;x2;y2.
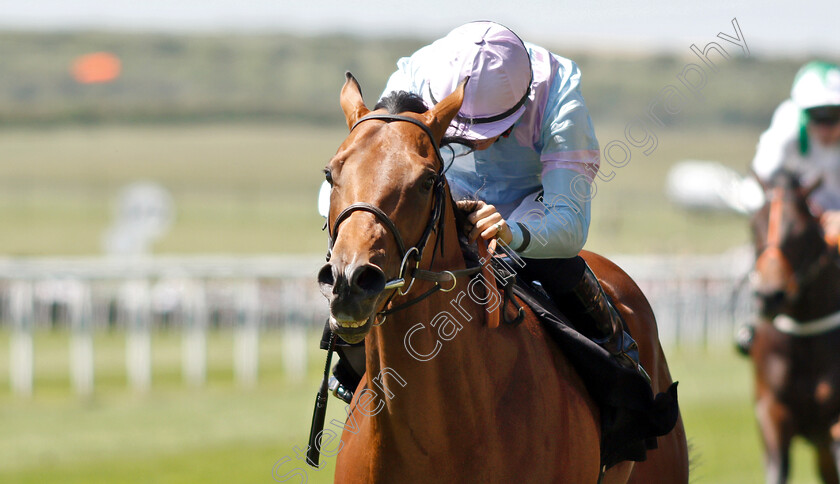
324;169;333;185
422;175;436;191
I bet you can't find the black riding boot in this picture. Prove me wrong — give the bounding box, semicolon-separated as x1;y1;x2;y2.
319;321;365;403
556;264;650;383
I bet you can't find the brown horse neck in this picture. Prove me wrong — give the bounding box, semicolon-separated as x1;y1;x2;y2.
362;195;512;427
789;252;840;320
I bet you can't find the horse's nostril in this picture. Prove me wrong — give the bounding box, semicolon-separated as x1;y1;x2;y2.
351;265;386;295
766;291;786;305
318;264;335;287
757;290;787;312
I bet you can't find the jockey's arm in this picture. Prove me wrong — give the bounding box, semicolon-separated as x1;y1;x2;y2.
506;167;591;258
459;167;591;259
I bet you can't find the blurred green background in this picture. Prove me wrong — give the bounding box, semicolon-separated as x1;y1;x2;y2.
0;29;835;484
0;31;807;257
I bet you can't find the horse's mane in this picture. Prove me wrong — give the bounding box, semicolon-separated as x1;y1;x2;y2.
766;169;816;217
376;90;481;265
374;90;428;116
768;169;802;191
375;90;477;151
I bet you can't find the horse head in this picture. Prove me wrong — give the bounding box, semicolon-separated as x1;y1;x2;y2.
318;72;467;344
750;170;825;318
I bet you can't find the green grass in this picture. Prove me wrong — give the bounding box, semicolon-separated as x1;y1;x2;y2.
0;328;343;483
0;122;760;256
0;123;343;255
586;122;759;255
672;346;821;484
0;328;828;483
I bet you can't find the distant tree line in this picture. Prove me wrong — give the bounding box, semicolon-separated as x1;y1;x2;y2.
0;31;818;128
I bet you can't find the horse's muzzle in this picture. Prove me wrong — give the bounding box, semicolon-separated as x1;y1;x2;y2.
318;261;387;343
755;289;787;319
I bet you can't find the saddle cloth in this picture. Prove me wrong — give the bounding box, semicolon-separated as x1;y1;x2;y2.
506;276;680;469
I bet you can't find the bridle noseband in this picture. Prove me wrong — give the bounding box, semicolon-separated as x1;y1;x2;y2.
325;113;479;318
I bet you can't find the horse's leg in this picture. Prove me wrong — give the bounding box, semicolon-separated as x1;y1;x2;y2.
813;419;840;484
755;391;795;484
815;439;840;484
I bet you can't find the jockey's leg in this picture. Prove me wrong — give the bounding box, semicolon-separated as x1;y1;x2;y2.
320;320;364;403
520;255;650;382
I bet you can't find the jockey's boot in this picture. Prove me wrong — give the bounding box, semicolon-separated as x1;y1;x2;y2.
561;264;651;383
734;322;755;356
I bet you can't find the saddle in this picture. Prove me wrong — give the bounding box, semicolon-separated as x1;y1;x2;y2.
487;255;680;469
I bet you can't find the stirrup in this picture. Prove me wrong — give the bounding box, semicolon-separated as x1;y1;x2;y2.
594;331;651;384
734;324;755;356
328;376;354;404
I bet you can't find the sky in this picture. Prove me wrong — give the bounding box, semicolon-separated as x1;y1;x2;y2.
0;0;837;57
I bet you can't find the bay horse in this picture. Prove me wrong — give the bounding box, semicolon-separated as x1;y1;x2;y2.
749;170;840;484
318;72;688;483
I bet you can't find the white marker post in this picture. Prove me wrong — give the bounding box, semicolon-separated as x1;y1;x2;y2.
281;281;308;382
182;280;207;387
9;281;34;397
234;281;260;387
122;280;152;392
69;281;94;397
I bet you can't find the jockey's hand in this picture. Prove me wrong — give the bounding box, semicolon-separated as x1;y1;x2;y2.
455;200;513;245
821;210;840;244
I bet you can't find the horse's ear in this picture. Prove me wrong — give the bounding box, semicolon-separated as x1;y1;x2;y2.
803;176;823;198
340;72;370;130
424;77;469;142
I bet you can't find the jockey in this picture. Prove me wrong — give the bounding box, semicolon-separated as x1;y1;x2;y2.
752;61;840;232
322;21;647;403
736;60;840;354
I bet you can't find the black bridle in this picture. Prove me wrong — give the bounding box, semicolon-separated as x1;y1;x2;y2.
325;113;479;317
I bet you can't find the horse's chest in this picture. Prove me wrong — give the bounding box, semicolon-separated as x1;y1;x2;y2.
761;334;840;419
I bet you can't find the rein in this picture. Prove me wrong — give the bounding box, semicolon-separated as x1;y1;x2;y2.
325;114;480;319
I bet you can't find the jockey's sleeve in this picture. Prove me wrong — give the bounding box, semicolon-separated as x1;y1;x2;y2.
381;54;424;101
536;55;600;181
752;100;800;180
506;167;591;259
502;55;597;259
